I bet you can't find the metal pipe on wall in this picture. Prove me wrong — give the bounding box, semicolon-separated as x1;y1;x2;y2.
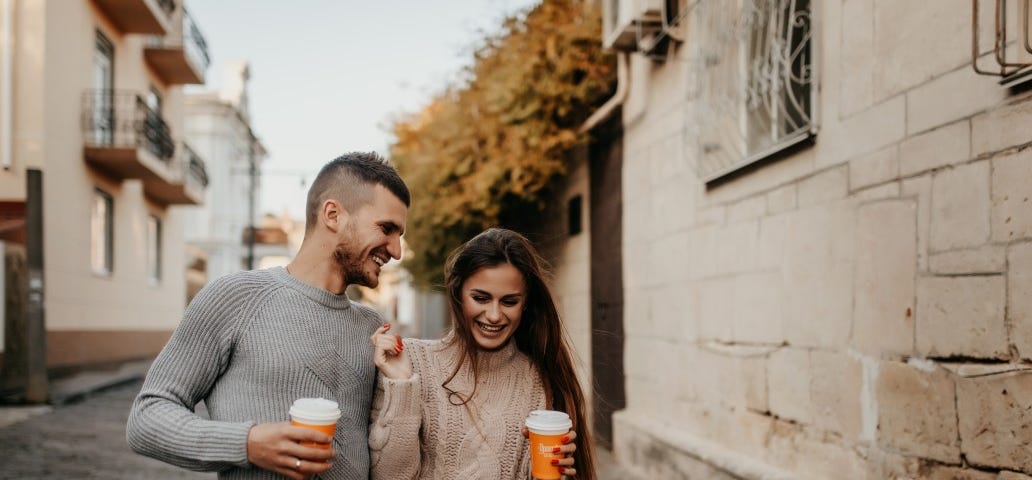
1;0;13;170
579;52;629;134
25;169;46;402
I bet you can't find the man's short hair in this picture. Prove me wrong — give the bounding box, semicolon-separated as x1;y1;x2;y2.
305;152;410;231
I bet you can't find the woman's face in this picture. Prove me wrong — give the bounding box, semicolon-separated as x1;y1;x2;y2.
461;263;526;351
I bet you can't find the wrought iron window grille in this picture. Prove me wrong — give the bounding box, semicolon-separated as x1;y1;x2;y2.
687;0;817;182
971;0;1032;86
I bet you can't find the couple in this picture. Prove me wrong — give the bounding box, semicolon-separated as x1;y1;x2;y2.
126;153;595;480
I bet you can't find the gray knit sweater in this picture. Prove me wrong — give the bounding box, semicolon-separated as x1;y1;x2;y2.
127;266;383;480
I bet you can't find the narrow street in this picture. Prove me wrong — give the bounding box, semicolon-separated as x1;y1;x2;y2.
0;380;212;480
0;380;633;479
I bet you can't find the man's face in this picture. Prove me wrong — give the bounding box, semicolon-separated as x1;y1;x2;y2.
333;185;407;288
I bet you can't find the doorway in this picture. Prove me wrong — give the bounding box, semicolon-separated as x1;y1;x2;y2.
589;112;625;449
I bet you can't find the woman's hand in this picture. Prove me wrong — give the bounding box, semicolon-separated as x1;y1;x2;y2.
521;427;578;478
554;429;577;478
370;324;412;380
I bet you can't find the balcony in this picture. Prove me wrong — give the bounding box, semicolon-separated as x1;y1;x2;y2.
81;90;206;205
91;0;174;35
145;144;209;205
82;90;175;179
144;8;210;84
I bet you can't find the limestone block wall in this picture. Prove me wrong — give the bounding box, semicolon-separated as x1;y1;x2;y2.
612;0;1032;478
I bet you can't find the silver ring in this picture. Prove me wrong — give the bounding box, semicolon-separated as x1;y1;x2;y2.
295;458;301;471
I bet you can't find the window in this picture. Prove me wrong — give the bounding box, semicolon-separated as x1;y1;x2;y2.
92;31;114;146
91;189;114;275
691;0;816;181
568;195;583;236
146;215;162;283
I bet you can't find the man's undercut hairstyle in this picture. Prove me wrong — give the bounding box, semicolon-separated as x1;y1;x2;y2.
305;152;411;231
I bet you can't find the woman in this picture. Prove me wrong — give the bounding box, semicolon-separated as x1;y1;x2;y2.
368;228;595;479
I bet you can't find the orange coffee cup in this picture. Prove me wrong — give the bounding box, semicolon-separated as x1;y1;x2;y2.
525;410;573;480
289;397;341;449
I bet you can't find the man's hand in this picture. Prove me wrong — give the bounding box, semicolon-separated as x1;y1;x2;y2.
371;324;413;380
246;422;335;480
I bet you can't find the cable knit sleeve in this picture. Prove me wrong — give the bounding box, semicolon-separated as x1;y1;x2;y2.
369;341;425;480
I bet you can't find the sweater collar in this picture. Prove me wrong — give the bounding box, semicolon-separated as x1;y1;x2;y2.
270;266;353;310
478;338;519;371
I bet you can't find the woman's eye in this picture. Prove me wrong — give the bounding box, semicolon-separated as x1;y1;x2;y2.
472;296;489;303
502;300;519;307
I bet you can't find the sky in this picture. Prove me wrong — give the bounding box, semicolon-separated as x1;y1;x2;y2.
187;0;541;219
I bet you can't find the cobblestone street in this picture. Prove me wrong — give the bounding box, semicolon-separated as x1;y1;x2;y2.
0;379;634;479
0;380;212;480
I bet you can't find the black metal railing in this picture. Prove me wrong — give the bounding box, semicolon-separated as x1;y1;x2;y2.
154;0;176;18
182;9;210;75
182;144;210;188
82;90;175;163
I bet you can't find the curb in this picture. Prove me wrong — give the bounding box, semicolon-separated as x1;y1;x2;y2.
49;359;151;405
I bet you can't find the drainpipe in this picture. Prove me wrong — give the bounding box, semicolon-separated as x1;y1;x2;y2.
246;143;256;270
579;52;629;133
1;0;13;170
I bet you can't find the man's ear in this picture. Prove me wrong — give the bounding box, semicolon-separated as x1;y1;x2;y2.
321;199;348;232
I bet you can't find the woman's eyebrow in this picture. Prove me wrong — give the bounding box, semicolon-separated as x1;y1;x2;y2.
469;289;524;297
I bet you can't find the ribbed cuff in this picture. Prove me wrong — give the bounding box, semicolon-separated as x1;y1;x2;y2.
225;421;256;468
378;374;422;424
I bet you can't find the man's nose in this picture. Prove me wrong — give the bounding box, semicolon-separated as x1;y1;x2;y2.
387;236;402;260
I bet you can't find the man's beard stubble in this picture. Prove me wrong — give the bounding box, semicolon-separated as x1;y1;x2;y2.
334;241;375;288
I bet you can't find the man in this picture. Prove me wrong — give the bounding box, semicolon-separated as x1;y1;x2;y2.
127;152;409;480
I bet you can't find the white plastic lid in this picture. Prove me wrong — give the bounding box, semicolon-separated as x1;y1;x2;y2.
289;397;341;423
524;410;572;435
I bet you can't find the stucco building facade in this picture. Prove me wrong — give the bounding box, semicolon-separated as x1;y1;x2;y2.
0;0;210;386
182;61;265;298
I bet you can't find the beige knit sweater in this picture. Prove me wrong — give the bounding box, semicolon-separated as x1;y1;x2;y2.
369;336;547;479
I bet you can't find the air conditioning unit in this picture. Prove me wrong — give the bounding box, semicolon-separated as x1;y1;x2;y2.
603;0;664;52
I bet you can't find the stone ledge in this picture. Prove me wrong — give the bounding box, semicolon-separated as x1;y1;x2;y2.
613;410;798;480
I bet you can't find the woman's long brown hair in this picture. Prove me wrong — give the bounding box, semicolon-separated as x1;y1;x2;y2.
442;227;595;480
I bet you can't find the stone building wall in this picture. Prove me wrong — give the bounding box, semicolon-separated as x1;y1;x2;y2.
605;0;1032;478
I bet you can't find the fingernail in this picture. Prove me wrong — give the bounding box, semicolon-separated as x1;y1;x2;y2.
552;446;561;453
551;459;559;466
558;467;566;474
384;324;391;329
560;436;569;443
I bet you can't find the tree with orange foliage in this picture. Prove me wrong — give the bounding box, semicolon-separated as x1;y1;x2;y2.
390;0;615;285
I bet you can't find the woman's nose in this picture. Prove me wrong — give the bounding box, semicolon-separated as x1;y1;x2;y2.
485;303;501;321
